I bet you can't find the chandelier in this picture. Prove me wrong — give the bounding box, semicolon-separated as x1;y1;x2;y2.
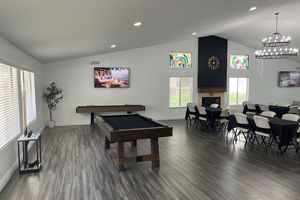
255;13;298;59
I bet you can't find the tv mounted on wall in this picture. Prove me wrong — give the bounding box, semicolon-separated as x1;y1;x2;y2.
279;71;300;87
94;67;129;88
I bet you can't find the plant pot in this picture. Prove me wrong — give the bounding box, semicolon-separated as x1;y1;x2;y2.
48;120;55;128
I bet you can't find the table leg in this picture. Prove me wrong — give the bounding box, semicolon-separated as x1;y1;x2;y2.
118;142;125;171
131;140;137;147
39;136;42;165
17;142;20;173
105;137;110;149
90;113;95;127
150;138;160;167
36;140;39;168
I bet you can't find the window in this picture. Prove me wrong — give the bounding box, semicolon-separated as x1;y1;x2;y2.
0;63;20;149
20;70;36;126
169;77;193;107
229;77;249;105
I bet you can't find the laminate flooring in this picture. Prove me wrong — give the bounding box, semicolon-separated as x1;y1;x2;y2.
1;120;300;200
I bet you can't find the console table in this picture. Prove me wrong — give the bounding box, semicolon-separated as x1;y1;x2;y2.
17;133;42;174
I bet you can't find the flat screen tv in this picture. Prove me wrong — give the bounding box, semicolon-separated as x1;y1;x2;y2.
94;67;129;88
279;71;300;87
230;55;249;69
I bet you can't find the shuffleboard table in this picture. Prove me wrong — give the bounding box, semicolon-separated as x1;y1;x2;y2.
76;104;145;127
96;114;173;171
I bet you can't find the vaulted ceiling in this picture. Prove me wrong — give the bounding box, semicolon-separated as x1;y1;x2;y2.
0;0;299;63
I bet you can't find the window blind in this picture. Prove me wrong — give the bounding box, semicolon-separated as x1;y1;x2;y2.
0;63;20;149
21;70;36;126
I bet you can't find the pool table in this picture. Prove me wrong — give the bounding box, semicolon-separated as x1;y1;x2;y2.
96;114;173;171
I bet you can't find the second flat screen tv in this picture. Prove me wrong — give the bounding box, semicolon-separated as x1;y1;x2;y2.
279;71;300;87
94;67;129;88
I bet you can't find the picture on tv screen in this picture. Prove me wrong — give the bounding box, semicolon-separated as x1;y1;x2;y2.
94;67;129;88
169;52;192;68
279;71;300;87
230;55;249;69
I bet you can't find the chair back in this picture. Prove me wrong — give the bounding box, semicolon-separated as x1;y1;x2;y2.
246;103;256;110
259;104;269;111
260;111;276;118
234;113;248;125
282;114;300;122
187;103;197;113
242;101;249;107
288;106;299;114
268;103;277;106
277;103;290;107
228;109;240;115
220;109;230;118
198;106;207;115
210;103;219;108
253;115;271;129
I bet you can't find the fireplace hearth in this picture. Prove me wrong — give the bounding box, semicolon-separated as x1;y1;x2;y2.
202;97;221;107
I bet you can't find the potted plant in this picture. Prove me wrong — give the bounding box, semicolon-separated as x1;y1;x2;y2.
43;82;63;128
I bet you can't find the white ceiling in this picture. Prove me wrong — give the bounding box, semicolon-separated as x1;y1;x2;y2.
0;0;299;63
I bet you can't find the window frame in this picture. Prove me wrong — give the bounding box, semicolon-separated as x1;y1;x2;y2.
20;70;37;127
0;58;36;151
228;77;249;105
169;76;193;108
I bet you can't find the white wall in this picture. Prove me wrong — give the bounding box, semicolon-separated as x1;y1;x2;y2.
0;36;45;192
44;39;198;126
225;41;300;110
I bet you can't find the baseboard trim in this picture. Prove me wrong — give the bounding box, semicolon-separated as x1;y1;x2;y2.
0;160;18;192
0;125;45;193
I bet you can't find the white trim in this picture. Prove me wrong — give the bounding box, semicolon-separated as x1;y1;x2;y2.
0;160;18;192
0;125;45;193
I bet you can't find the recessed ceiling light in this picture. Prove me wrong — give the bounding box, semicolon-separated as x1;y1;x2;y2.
134;22;142;27
249;7;257;11
192;32;197;36
110;44;116;48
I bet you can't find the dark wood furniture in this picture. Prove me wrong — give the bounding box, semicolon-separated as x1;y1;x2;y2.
17;133;42;174
96;114;172;171
76;104;145;126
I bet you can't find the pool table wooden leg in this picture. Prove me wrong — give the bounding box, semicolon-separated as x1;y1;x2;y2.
105;137;110;149
131;140;137;147
118;142;125;171
151;138;160;167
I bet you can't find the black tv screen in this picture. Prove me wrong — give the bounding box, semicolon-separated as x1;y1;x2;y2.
94;67;129;88
279;71;300;87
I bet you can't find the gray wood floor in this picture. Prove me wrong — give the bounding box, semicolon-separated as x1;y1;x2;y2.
1;120;300;200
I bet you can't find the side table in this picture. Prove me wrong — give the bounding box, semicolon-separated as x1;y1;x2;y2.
17;133;42;174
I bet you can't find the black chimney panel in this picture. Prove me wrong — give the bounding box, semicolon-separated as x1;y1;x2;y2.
198;36;228;91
